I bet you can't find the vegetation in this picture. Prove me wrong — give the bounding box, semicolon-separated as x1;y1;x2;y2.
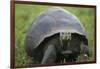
15;4;95;66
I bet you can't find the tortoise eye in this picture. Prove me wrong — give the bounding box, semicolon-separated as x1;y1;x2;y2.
61;32;64;35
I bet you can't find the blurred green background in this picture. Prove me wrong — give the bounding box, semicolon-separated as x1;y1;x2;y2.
15;4;95;66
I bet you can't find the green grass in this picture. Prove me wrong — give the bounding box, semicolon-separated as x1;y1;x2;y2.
15;4;95;66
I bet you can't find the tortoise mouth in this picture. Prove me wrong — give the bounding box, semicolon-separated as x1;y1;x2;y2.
61;50;72;55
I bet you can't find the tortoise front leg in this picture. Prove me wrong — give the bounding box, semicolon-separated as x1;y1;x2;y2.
81;44;89;61
41;45;56;64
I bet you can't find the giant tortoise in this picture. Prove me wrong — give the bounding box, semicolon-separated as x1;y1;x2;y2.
25;7;89;64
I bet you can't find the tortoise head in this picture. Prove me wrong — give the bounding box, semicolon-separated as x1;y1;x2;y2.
60;32;89;61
